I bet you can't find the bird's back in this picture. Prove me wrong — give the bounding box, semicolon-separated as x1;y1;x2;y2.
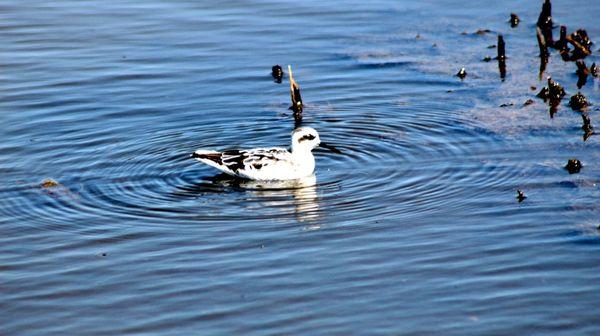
193;147;313;180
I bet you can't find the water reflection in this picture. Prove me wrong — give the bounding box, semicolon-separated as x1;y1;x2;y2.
186;174;321;223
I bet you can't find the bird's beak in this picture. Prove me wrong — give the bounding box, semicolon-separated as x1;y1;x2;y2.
318;142;342;154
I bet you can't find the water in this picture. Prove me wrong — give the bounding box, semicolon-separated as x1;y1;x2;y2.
1;1;600;334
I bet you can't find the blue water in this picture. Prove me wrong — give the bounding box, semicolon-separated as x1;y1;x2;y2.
1;1;600;334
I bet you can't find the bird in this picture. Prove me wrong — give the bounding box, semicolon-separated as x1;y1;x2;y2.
191;127;340;180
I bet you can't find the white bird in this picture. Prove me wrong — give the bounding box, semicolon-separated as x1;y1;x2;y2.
191;127;340;180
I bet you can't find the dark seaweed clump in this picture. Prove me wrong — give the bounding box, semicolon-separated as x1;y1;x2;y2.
497;35;506;79
533;0;595;79
536;78;566;118
565;159;582;174
271;65;284;83
516;189;527;202
536;0;553;46
537;77;566;101
582;114;594;141
287;65;303;126
568;92;588;111
509;13;520;28
575;60;589;89
566;29;594;61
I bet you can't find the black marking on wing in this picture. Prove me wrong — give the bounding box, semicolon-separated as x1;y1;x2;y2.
298;134;316;143
192;152;223;165
222;150;249;172
195;148;287;174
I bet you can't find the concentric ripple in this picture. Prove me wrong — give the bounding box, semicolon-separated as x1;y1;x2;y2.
1;87;522;234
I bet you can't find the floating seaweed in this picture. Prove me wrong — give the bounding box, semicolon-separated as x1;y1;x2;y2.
509;13;520;28
536;27;549;77
575;60;589;89
497;35;506;80
516;189;527;203
40;178;60;188
38;178;77;199
537;77;566;101
565;159;582;174
537;78;566;118
271;65;284;83
536;87;549;100
582;114;594;141
288;65;303;123
554;26;569;52
566;29;593;60
536;0;553;47
568;92;589;111
548;77;566;100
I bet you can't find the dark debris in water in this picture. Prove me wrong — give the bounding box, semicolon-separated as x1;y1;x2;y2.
565;159;582;174
287;65;303;116
591;63;598;77
536;78;566;118
554;26;569;52
516;189;527;203
555;27;595;61
582;114;594;141
566;29;594;61
536;87;549;99
536;27;549;77
509;13;520;28
482;56;492;62
569;92;589;111
537;0;554;46
575;60;589;89
524;99;535;106
537;77;566;101
497;35;507;79
271;64;284;83
548;78;566;100
456;68;467;79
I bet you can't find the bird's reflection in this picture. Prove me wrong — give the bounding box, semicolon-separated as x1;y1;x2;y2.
180;173;321;224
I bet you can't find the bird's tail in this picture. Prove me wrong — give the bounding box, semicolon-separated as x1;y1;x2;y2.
192;150;221;162
191;150;231;173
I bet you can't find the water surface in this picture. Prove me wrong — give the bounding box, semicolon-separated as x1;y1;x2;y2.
1;1;600;334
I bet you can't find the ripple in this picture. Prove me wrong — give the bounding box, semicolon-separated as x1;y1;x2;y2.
0;86;525;235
